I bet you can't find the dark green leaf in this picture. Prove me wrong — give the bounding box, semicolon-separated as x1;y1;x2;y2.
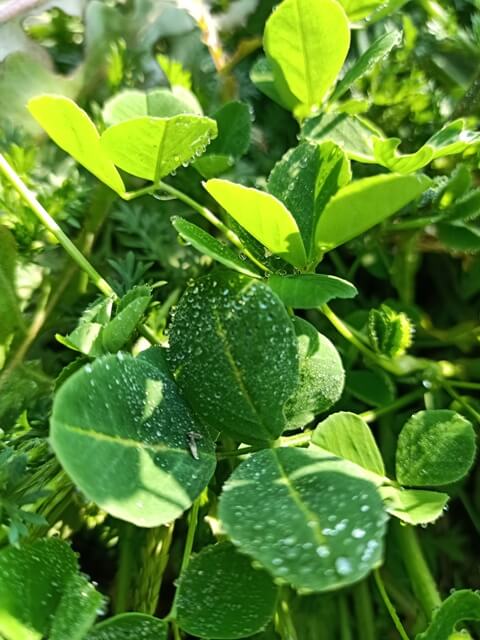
0;226;24;344
168;272;298;443
172;216;261;278
249;56;299;111
51;354;216;526
176;542;278;639
285;318;345;429
219;448;388;592
396;410;476;487
416;590;480;640
207;101;251;158
345;369;395;407
86;613;168;640
268;274;357;309
50;574;104;640
267;141;351;258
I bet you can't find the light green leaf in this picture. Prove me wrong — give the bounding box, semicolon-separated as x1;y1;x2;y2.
27;95;125;195
267;142;351;259
86;613;168;640
315;173;431;253
100;115;217;182
204;179;307;268
102;88;201;126
337;0;386;20
301;112;383;163
50;354;216;526
157;54;192;90
380;486;449;526
416;590;480;640
373;120;480;174
249;56;299;111
264;0;350;109
268;274;357;309
312;411;385;478
219;447;388;592
172;216;261;278
176;542;278;639
285;318;345;430
168;272;298;444
0;538;102;640
330;30;402;103
396;410;476;487
0;226;24;344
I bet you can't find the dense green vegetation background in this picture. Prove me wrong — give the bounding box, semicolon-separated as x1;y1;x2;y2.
2;0;480;638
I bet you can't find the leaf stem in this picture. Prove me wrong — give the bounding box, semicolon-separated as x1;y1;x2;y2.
374;569;411;640
0;152;114;298
320;304;402;375
439;380;480;423
179;496;201;575
393;522;441;620
353;579;376;640
359;389;424;423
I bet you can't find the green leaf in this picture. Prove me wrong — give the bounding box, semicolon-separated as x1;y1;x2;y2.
437;222;480;252
0;226;24;344
249;56;299;111
395;410;476;487
193;154;235;179
264;0;350;109
267;142;351;258
379;486;449;526
50;354;216;526
102;88;201;126
27;95;125;195
157;54;192;90
101;294;151;352
416;590;480;640
86;613;168;640
176;542;278;639
219;447;388;592
330;30;402;103
337;0;388;20
172;216;261;278
0;53;82;136
168;272;298;444
315;173;431;253
206;101;251;158
345;369;395;407
373;119;480;174
50;574;104;640
301;112;383;163
100;115;217;182
268;274;357;309
204;179;307;268
312;412;385;478
368;304;414;358
285;318;345;430
0;538;101;640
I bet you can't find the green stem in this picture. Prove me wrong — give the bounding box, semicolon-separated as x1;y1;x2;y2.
114;523;136;614
179;497;201;575
276;588;298;640
0;152;114;297
339;594;353;640
359;389;424;423
353;580;376;640
279;431;312;447
440;380;480;423
374;569;410;640
394;522;441;620
459;489;480;536
320;304;401;375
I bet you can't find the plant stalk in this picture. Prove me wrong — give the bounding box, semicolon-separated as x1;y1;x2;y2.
374;569;410;640
0;152;114;297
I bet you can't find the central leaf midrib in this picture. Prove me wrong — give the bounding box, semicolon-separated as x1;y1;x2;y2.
271;450;326;545
294;0;313;107
212;307;272;441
